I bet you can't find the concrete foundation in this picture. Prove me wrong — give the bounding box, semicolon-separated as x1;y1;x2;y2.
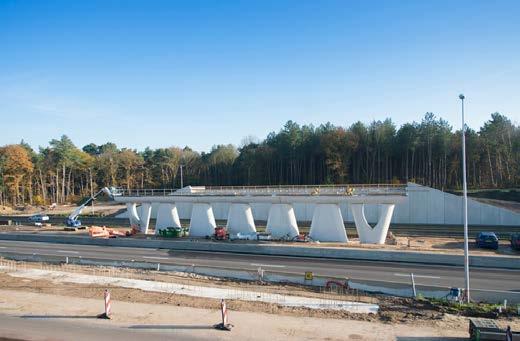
138;203;152;234
351;204;395;244
309;204;348;242
155;203;181;234
266;204;299;239
189;203;217;237
226;203;256;236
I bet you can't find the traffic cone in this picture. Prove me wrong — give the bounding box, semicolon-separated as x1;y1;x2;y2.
213;299;232;331
97;289;111;319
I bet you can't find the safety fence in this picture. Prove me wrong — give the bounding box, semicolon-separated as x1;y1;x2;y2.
0;258;378;310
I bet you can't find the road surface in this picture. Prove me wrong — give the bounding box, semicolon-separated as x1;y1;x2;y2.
0;240;518;292
0;314;204;341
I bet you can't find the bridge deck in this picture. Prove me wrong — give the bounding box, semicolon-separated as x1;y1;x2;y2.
114;184;407;197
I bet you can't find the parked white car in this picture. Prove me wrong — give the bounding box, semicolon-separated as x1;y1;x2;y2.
28;214;50;223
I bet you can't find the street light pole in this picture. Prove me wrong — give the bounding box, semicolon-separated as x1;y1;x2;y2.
180;165;184;189
459;93;470;303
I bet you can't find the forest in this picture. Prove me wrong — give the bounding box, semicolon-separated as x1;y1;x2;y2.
0;112;518;206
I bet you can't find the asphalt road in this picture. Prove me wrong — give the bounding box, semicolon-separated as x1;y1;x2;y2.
0;240;518;293
0;313;205;341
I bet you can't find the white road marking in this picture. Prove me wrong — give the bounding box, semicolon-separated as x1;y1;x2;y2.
393;273;440;279
472;288;520;294
0;246;6;249
142;256;169;260
250;263;286;268
56;250;79;254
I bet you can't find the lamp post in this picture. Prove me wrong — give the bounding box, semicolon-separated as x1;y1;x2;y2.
180;165;184;189
459;93;470;303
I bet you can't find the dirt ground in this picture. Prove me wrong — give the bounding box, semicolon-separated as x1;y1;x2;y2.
0;202;126;217
0;260;518;333
346;235;519;256
0;289;467;341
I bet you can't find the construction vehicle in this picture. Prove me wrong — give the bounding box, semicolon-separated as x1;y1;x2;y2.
214;226;228;240
65;187;111;228
291;233;309;242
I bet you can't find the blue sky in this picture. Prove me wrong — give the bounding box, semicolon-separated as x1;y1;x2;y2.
1;0;519;152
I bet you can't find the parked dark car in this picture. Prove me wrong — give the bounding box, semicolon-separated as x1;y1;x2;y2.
475;232;499;250
511;233;520;251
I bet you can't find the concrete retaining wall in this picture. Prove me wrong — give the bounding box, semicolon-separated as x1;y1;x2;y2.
401;184;520;226
0;232;518;270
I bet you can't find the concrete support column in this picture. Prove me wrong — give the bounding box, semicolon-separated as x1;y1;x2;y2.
309;204;348;242
155;203;181;235
126;203;141;228
351;203;395;244
266;204;299;239
138;203;152;234
189;203;217;237
226;203;256;236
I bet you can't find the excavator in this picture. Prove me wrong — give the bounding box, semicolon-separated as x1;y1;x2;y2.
65;187;112;228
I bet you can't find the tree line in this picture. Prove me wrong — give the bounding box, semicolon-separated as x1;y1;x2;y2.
0;112;518;206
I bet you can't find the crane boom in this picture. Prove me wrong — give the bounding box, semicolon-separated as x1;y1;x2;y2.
66;187;111;227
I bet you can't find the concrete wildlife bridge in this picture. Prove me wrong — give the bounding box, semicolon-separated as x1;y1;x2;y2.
113;184;407;244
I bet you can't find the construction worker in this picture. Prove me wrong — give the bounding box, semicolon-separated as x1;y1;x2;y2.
506;325;512;341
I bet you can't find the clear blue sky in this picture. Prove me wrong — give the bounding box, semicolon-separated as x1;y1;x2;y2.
1;0;519;152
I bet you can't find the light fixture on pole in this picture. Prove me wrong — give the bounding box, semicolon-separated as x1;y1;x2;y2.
459;93;470;303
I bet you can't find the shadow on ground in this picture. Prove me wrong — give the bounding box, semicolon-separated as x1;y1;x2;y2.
21;315;97;319
396;337;467;341
430;241;466;250
129;324;214;330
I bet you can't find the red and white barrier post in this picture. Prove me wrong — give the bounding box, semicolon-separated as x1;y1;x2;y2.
214;299;232;331
221;299;228;325
97;289;112;319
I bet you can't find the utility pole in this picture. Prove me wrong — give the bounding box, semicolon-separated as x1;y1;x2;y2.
459;93;470;303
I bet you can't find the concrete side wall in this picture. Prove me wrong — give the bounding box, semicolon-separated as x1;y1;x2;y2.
395;183;520;226
117;183;520;226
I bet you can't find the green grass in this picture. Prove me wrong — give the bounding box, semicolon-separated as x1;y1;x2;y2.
419;296;517;317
